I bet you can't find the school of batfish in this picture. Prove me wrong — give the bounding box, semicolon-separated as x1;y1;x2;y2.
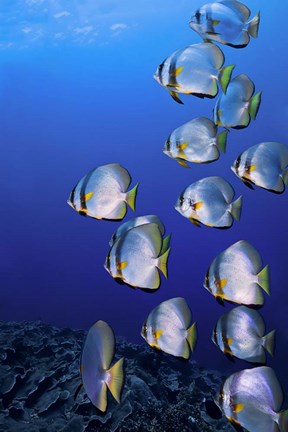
67;1;288;430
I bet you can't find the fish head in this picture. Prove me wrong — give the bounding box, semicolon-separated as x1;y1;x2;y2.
231;154;246;179
175;193;192;217
154;60;169;86
141;323;155;346
163;136;173;157
189;7;206;31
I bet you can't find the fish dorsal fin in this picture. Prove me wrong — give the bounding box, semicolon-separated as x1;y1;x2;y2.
129;223;163;258
102;163;132;192
219;0;251;21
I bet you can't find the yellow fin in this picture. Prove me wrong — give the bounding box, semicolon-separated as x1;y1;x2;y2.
249;165;256;172
169;91;183;104
174;66;184;77
82;191;94;202
150;342;160;349
227;337;233;346
193;201;203;210
153;329;163;340
177;159;190;168
212;19;220;26
232;403;244;413
106;358;125;404
117;261;128;271
216;278;227;289
177;141;189;150
189;217;201;227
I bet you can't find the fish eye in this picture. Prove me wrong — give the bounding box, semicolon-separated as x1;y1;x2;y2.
179;195;185;206
195;10;201;23
235;156;241;170
166;138;171;151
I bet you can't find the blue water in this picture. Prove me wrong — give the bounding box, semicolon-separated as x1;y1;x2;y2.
1;0;287;392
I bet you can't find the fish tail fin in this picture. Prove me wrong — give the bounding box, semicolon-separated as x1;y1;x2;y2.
156;247;171;279
262;329;276;357
160;234;171;254
218;64;235;94
279;410;288;432
257;264;270;295
248;91;262;120
248;11;260;38
106;357;125;404
230;196;242;221
282;168;288;186
216;129;229;153
125;183;139;211
186;322;197;352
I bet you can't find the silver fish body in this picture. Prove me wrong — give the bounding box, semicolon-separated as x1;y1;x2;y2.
214;74;262;129
105;223;170;290
154;43;234;104
189;1;260;48
163;117;228;166
109;215;165;247
232;142;288;193
81;320;124;412
216;367;288;432
204;240;270;306
67;163;138;220
175;176;242;228
141;297;197;359
212;306;275;362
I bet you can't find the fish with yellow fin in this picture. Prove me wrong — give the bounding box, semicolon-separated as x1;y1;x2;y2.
212;306;276;363
154;43;235;104
175;176;242;228
232;142;288;193
141;297;197;359
67;163;138;220
215;367;288;432
163;117;228;167
189;1;260;48
204;240;270;306
105;222;171;290
79;320;125;412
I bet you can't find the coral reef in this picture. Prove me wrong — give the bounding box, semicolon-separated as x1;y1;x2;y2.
0;321;236;431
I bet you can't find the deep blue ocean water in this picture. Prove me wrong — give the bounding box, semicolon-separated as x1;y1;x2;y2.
1;0;288;395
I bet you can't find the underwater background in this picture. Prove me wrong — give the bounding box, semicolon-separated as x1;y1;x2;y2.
1;0;288;429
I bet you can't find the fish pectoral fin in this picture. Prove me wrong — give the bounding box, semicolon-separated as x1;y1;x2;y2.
227;416;245;432
232;403;244;414
169;90;183;104
177;141;189;150
81;191;94;203
193;201;203;211
153;329;163;339
212;19;220;26
176;159;190;168
227;337;233;346
249;164;256;172
217;278;227;289
174;66;184;76
117;261;128;271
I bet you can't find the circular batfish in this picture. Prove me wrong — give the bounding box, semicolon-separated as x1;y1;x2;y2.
215;367;288;432
204;240;270;306
67;163;139;220
212;306;275;363
154;42;235;104
80;320;125;412
189;0;260;48
141;297;197;359
104;223;170;290
214;74;262;129
163;117;228;167
231;141;288;193
175;176;242;228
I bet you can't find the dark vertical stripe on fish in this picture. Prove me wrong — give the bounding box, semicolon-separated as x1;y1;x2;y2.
220;313;233;355
79;169;94;214
69;185;77;210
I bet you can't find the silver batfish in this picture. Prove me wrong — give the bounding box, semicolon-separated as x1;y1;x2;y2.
212;306;275;363
67;163;139;220
163;117;228;167
231;141;288;193
204;240;270;306
154;42;235;104
175;176;242;228
189;1;260;48
105;223;170;290
141;297;197;359
80;320;124;412
214;74;262;128
216;367;288;432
